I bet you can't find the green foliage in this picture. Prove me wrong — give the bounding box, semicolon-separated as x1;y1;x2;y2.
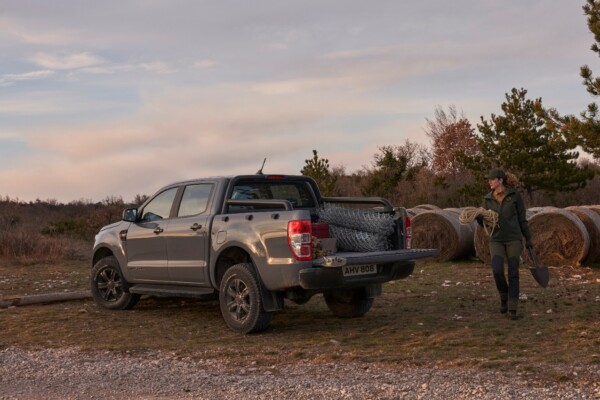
471;88;594;198
581;0;600;97
575;0;600;159
362;141;430;199
301;150;337;196
42;218;90;239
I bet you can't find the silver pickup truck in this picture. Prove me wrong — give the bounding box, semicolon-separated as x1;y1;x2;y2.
91;174;438;333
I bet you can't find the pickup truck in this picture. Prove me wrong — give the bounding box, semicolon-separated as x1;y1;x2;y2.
90;173;439;333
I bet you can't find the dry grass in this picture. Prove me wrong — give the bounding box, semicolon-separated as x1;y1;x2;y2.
0;259;599;382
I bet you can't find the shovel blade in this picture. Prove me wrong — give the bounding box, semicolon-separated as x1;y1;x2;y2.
529;266;549;288
527;247;549;288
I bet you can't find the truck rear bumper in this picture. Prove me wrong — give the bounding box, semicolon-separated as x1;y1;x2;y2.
313;248;439;267
298;248;438;290
298;261;416;290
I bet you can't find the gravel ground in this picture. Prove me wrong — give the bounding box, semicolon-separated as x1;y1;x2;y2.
1;347;599;399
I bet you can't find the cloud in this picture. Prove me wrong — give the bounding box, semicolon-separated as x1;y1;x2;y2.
139;61;174;74
30;52;104;70
0;98;62;115
0;70;55;86
8;78;433;202
193;60;218;69
0;14;78;45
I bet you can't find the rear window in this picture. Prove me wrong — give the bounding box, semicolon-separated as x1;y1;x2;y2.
229;181;315;212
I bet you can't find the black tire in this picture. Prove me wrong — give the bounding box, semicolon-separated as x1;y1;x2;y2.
219;263;272;334
324;287;374;318
91;256;140;310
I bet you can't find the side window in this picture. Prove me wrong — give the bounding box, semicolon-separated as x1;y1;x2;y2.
141;188;178;222
178;184;213;217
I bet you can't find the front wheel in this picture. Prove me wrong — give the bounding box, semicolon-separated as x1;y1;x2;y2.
91;256;140;310
219;263;272;334
324;287;374;318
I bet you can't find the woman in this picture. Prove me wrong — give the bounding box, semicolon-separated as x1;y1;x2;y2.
478;169;532;320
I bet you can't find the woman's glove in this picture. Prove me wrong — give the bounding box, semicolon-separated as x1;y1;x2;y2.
525;238;534;249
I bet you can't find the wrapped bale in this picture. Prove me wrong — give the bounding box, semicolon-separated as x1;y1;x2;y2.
444;208;462;215
474;224;491;264
450;207;478;257
413;204;440;211
569;205;600;263
528;207;590;267
407;207;430;217
583;205;600;220
412;210;473;261
527;207;545;215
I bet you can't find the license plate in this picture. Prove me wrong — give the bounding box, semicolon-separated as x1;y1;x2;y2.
342;264;377;277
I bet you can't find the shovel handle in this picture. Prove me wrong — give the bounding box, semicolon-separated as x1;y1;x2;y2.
527;247;539;269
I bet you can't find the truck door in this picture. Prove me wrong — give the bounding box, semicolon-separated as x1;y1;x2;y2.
126;187;178;282
166;183;213;284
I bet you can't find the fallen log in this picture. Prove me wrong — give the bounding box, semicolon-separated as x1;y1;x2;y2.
0;290;92;308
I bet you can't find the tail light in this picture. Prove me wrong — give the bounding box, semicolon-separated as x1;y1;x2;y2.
288;220;312;261
404;215;412;249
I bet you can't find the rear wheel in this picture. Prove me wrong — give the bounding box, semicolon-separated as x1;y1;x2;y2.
91;256;140;310
219;263;272;334
324;287;374;318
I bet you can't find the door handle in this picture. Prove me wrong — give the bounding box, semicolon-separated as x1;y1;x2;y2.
190;223;202;231
153;227;164;234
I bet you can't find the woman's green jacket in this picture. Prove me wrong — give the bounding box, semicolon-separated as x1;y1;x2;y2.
483;188;532;243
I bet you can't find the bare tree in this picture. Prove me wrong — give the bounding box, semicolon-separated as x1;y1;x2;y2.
425;105;479;176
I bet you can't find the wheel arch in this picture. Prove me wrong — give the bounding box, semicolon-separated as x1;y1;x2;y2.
212;246;283;313
212;245;253;289
92;246;115;267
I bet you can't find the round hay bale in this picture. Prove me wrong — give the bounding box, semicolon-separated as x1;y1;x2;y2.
449;208;479;253
565;206;600;263
412;210;474;261
407;208;430;217
582;205;600;216
528;208;590;267
527;207;545;215
474;223;491;264
413;204;440;211
443;208;462;215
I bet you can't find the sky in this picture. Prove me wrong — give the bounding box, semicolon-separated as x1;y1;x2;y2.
0;1;598;203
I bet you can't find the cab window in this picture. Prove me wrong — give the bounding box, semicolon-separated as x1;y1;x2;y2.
178;184;213;217
229;181;315;212
141;188;178;222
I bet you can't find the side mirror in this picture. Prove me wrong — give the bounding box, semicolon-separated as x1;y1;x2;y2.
122;208;138;222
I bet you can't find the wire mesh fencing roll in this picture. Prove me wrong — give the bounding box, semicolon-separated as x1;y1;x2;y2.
317;204;395;252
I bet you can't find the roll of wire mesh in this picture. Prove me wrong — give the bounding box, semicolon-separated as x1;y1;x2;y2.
317;203;395;252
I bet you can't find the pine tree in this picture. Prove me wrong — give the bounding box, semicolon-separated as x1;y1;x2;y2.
475;88;594;199
576;0;600;158
300;150;337;196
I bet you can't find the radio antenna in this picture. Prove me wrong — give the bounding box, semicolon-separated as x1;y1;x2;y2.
256;158;267;174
